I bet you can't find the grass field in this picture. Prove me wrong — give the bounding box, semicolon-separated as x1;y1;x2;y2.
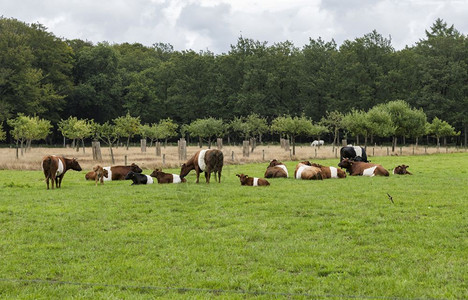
0;153;467;299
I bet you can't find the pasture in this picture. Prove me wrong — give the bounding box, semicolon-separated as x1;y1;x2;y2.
0;153;467;298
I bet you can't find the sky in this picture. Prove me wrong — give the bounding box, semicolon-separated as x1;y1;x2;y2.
2;0;467;53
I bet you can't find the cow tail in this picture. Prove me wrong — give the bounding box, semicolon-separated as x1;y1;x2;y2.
42;156;52;179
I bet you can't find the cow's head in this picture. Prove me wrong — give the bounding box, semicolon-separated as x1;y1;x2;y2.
102;169;109;178
124;171;135;180
394;164;411;175
300;161;312;166
180;163;191;178
130;163;142;173
150;168;162;178
268;159;282;168
236;173;248;184
70;158;82;171
338;158;352;169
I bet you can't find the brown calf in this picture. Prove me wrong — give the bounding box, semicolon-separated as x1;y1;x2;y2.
150;168;186;184
338;158;389;177
85;163;143;181
294;161;323;180
264;159;288;178
310;162;346;179
42;155;82;189
93;165;109;186
236;174;270;186
180;149;223;183
393;165;412;175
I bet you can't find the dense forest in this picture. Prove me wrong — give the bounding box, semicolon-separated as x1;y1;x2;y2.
0;17;467;145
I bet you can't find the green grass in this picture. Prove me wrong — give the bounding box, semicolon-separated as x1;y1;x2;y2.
0;153;467;299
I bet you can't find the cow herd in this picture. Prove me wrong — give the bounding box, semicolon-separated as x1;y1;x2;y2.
41;146;412;190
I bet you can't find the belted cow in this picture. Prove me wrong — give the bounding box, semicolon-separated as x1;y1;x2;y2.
338;158;389;177
294;161;323;180
85;163;143;181
124;171;154;185
264;159;288;178
42;155;82;189
150;168;186;184
340;146;369;162
180;149;223;183
309;162;346;179
393;165;412;175
236;174;270;186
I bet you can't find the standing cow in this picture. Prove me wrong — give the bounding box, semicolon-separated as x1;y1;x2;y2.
42;155;82;189
180;149;224;183
338;158;389;177
264;159;288;178
340;146;369;162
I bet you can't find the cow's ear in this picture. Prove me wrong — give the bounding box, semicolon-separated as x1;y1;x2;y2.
236;174;240;177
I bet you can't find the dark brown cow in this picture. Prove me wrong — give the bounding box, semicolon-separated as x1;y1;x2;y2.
180;149;223;183
338;158;389;177
85;163;143;181
310;162;346;179
294;161;323;180
150;168;187;184
264;159;288;178
42;155;82;189
236;174;270;186
393;165;412;175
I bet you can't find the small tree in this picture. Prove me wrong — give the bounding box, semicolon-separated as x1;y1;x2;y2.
7;114;30;155
367;105;396;142
427;117;459;147
186;118;224;148
95;121;119;164
59;117;93;153
158;118;178;146
271;115;314;155
341;109;370;146
382;100;415;152
114;112;141;150
8;114;52;155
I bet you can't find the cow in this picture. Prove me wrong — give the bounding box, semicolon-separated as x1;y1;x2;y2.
93;165;109;186
180;149;224;183
294;161;323;180
236;174;270;186
311;140;324;147
340;146;369;163
338;158;389;177
124;171;154;185
150;168;186;184
85;163;143;181
393;165;412;175
309;162;347;179
42;155;82;189
264;159;288;178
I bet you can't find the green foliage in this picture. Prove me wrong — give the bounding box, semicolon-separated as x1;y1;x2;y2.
7;114;52;152
230;113;268;140
94;121;118;146
186;117;224;146
427;117;459;145
114;112;141;148
366;105;396;138
271;115;316;154
0;123;6;141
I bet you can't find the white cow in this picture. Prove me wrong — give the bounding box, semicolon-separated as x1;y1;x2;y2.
311;140;324;147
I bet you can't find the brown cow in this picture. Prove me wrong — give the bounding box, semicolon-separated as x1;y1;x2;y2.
93;165;109;186
85;163;143;181
150;168;187;184
180;149;223;183
393;165;412;175
310;162;346;179
338;158;389;177
294;161;323;180
42;155;82;189
264;159;288;178
236;174;270;186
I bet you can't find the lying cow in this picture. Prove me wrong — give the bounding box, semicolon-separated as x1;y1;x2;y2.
236;174;270;186
338;158;389;177
340;146;369;163
93;165;109;186
150;168;186;184
393;165;412;175
311;140;324;147
264;159;288;178
124;171;154;185
42;155;82;189
310;162;346;179
180;149;223;183
85;163;143;181
295;161;323;180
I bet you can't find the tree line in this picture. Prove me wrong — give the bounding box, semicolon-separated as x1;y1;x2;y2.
0;17;467;146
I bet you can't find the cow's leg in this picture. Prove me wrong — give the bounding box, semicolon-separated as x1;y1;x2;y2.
195;170;200;183
51;175;56;189
46;176;50;190
205;171;210;184
58;175;64;188
218;170;222;183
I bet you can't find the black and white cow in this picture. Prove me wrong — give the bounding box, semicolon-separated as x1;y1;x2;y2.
340;146;369;162
124;171;154;185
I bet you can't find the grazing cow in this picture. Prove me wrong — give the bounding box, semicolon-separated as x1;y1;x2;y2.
294;161;323;180
236;174;270;186
150;168;186;184
311;140;324;147
124;171;154;185
93;165;108;186
338;158;389;177
42;155;82;189
85;163;143;181
264;159;288;178
180;149;224;183
393;165;412;175
340;146;369;162
310;162;346;179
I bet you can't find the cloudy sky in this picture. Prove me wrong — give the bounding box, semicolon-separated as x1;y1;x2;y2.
2;0;467;53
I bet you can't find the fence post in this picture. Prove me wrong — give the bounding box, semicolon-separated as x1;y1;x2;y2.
217;138;223;149
231;151;234;162
284;140;290;152
163;154;166;166
92;140;102;161
124;155;127;166
243;140;250;157
178;138;187;161
156;142;161;157
141;139;147;153
400;146;402;156
262;149;265;161
387;147;389;156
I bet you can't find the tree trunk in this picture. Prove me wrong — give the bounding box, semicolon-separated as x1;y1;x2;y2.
292;136;296;155
436;136;440;148
164;138;167;148
392;136;397;152
416;137;419;148
20;140;24;156
443;136;447;146
364;135;368;148
356;135;360;145
82;138;86;153
199;137;202;148
464;123;467;148
126;137;130;150
110;145;115;164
